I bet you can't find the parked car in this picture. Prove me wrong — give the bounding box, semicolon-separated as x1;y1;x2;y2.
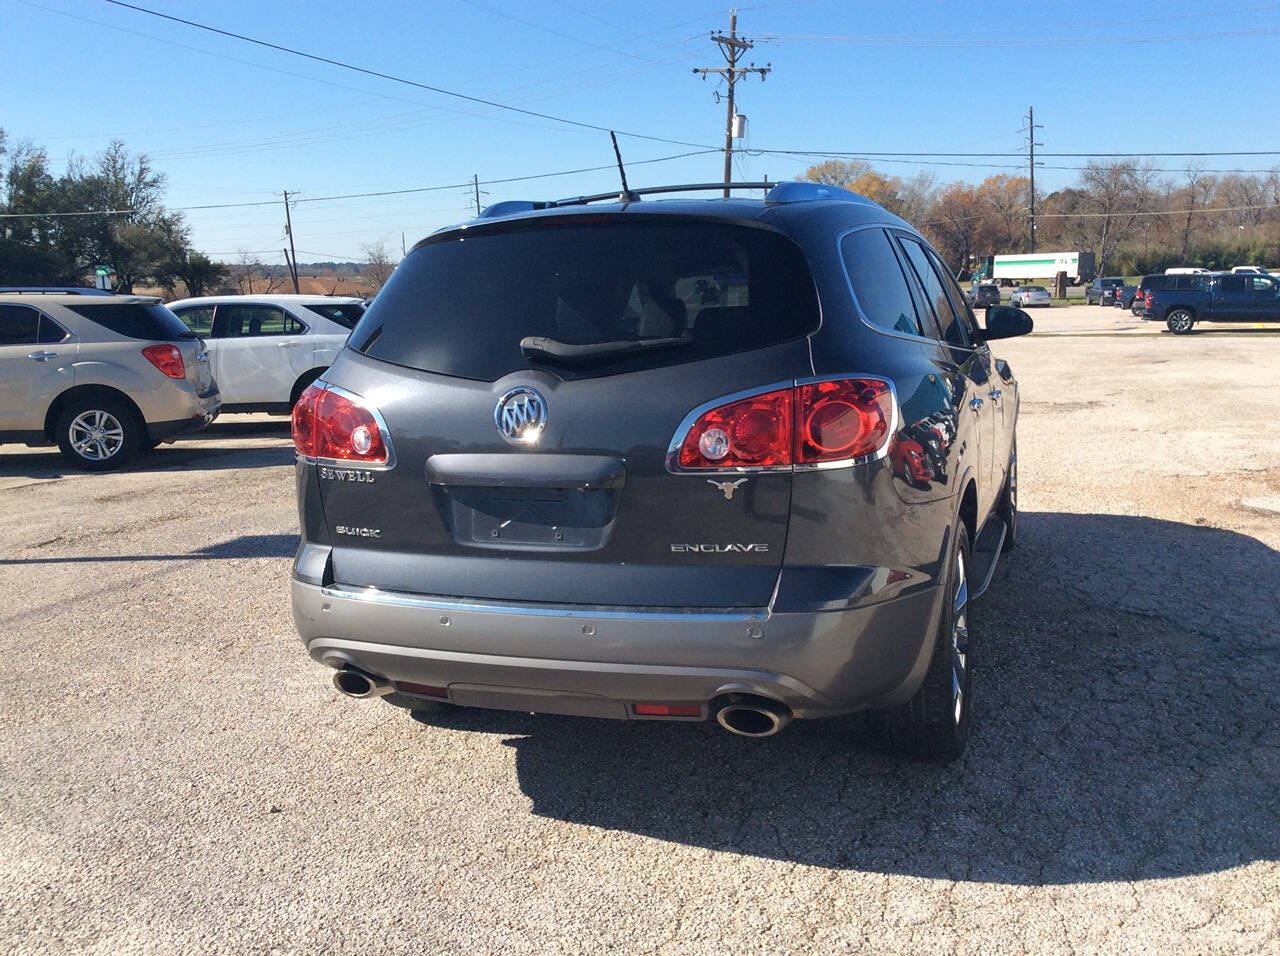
1113;283;1139;310
1085;276;1126;305
166;295;365;411
1134;273;1219;315
1145;272;1280;333
289;181;1032;762
968;283;1001;308
1009;285;1051;307
1229;266;1270;274
0;289;219;470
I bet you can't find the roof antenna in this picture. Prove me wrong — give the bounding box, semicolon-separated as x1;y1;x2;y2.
610;131;639;202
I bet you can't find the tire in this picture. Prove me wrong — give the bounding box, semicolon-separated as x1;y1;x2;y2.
1131;302;1144;316
54;394;144;471
884;523;973;762
1166;309;1195;334
998;437;1017;552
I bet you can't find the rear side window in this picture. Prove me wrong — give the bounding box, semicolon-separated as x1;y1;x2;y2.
211;305;305;338
66;303;195;341
304;302;365;329
1174;275;1207;291
0;304;40;345
1218;276;1248;294
173;305;214;336
897;237;969;347
840;228;923;337
348;220;820;380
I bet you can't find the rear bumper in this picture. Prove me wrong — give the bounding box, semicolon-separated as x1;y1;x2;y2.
147;389;220;440
291;577;944;720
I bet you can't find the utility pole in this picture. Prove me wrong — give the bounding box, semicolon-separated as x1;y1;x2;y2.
694;11;770;197
473;174;481;216
1021;107;1043;252
280;189;301;292
401;232;407;257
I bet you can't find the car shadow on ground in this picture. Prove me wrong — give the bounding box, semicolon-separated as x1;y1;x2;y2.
0;533;299;566
408;512;1280;885
0;420;294;479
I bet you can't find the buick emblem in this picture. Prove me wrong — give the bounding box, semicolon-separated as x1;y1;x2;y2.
494;386;547;445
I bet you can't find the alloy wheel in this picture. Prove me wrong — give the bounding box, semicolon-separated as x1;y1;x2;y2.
69;409;125;462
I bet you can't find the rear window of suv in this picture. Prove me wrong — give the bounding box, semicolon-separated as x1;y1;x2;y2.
304;302;364;329
347;219;820;380
66;303;196;340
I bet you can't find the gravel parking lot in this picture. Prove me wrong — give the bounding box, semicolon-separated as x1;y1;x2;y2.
2;305;1277;953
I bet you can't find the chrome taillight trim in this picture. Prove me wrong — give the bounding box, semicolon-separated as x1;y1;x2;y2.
294;380;397;472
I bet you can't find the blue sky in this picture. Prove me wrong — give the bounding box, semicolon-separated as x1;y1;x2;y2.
4;0;1278;263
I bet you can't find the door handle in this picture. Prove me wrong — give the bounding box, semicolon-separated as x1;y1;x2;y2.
276;341;300;347
27;351;57;361
969;397;984;412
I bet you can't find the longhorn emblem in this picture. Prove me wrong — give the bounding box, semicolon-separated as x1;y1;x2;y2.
707;478;748;500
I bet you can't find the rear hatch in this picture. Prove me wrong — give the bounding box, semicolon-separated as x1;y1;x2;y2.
310;215;821;608
65;299;215;395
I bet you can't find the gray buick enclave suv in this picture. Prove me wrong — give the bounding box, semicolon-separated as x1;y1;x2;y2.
290;181;1031;761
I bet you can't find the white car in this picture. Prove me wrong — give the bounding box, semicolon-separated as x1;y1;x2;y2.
1009;285;1051;308
166;295;365;411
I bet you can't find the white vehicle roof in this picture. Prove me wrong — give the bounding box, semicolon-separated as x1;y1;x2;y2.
167;294;365;306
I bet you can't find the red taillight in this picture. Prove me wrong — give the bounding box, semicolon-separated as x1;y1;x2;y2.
291;382;388;465
291;382;322;457
633;703;702;717
1144;291;1152;307
141;344;185;379
674;378;894;471
795;378;893;465
677;387;793;469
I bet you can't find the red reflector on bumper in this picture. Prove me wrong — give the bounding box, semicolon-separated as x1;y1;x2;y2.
633;703;701;717
396;681;448;699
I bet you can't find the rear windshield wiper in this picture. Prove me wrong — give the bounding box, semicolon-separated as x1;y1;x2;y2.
520;335;692;364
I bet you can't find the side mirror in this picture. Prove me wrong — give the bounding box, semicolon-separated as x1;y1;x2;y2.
982;305;1034;340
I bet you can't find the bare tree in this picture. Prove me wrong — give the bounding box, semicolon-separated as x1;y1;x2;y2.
1078;161;1159;273
230;251;283;294
977;174;1032;252
360;237;396;291
1217;173;1271;229
1176;164;1216;260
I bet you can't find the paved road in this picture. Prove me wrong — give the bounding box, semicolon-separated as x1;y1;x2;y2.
2;315;1278;953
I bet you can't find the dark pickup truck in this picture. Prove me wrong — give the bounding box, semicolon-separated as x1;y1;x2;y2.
1147;272;1280;333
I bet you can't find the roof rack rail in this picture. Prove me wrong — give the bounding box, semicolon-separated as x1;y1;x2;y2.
0;286;114;295
476;180;875;220
478;181;777;218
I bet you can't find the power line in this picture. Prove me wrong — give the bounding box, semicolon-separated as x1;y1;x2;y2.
755;26;1280;47
0;149;720;219
96;0;715;152
923;202;1277;227
752;149;1280;158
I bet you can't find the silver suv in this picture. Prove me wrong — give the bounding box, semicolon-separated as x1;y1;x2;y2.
0;289;220;470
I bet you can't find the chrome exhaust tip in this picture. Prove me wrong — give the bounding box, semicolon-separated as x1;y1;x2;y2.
332;667;394;699
714;698;791;737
